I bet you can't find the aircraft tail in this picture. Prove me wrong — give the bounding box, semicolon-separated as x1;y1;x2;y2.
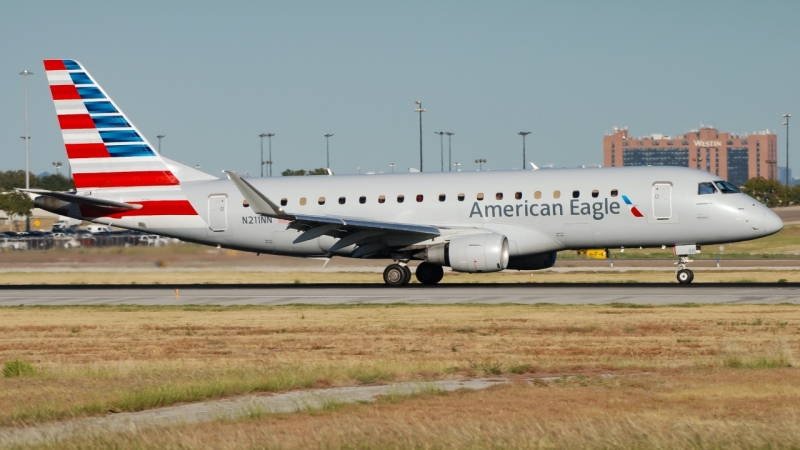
43;59;178;190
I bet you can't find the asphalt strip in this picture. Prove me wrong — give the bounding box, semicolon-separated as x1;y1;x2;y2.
0;378;510;447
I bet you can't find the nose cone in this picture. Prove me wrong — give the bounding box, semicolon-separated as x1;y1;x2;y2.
763;208;784;236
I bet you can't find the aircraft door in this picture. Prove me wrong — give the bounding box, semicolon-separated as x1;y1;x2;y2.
652;183;672;220
208;195;228;231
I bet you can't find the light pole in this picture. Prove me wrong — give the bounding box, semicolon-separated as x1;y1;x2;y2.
445;132;454;171
389;163;395;173
414;100;425;172
157;135;165;154
20;69;33;232
783;114;791;187
453;162;461;171
324;134;334;169
266;133;275;177
518;131;531;168
259;133;267;177
52;161;63;175
475;158;486;171
434;131;445;172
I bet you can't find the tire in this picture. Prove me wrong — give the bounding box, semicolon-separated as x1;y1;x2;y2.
383;264;408;286
401;265;412;285
677;269;693;284
416;262;444;285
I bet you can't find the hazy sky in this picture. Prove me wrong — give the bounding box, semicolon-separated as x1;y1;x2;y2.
2;1;799;177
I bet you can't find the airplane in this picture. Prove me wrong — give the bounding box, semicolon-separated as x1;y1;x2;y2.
27;59;784;286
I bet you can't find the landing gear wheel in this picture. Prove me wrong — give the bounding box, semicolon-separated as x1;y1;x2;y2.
677;269;694;284
415;262;444;285
402;265;412;284
383;264;410;286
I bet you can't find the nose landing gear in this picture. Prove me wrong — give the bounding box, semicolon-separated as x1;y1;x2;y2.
675;255;694;284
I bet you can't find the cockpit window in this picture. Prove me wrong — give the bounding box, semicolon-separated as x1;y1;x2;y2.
715;181;741;194
698;182;717;195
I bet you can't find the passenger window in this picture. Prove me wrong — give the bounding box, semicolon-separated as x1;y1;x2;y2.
338;197;346;204
281;198;287;206
496;192;503;200
439;194;446;202
299;197;306;206
457;193;465;201
477;193;484;201
416;194;424;202
515;192;522;200
318;197;326;205
242;200;250;208
553;190;561;199
610;189;618;197
698;182;717;195
359;196;366;204
714;181;741;194
378;195;386;204
534;191;541;199
572;190;579;199
397;195;405;203
591;190;599;198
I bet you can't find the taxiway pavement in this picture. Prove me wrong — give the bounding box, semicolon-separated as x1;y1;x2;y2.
1;284;799;305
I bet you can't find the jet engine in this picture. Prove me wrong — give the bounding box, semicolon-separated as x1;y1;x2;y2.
425;233;509;273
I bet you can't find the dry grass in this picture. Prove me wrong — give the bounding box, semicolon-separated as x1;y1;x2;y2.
1;269;800;285
1;304;798;431
36;370;800;449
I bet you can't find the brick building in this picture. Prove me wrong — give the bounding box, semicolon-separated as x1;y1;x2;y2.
603;127;777;186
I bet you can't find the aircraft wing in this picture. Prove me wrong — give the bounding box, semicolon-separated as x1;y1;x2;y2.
225;171;440;255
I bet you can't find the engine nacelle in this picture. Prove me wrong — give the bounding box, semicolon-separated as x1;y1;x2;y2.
506;251;557;271
426;233;509;273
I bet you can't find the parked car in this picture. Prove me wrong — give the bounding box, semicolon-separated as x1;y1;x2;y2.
0;238;28;251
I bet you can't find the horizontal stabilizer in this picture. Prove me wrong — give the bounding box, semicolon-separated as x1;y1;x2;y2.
18;189;143;210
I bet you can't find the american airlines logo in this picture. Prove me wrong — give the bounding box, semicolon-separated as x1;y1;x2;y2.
694;140;722;147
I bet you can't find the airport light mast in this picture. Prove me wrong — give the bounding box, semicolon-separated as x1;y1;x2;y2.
20;69;33;232
324;134;334;170
445;132;454;171
434;131;445;172
157;135;165;154
783;114;791;187
518;131;531;169
414;101;425;172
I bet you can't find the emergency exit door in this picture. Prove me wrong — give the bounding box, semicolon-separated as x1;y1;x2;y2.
208;195;228;231
652;183;672;219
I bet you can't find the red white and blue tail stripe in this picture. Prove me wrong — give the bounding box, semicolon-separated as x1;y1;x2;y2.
44;59;200;224
44;59;179;190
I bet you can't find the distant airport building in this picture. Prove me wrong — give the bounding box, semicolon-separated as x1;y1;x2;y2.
603;127;777;186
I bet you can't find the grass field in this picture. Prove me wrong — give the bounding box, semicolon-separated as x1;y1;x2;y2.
2;304;799;448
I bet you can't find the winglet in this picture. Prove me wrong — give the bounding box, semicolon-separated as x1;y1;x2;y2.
224;171;290;218
529;162;539;170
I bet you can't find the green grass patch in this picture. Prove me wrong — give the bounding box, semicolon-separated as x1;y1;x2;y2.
3;359;35;378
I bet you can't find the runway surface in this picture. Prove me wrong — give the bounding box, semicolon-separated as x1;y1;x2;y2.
1;284;799;305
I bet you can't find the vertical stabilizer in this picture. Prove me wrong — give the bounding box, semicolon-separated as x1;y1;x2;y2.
43;59;178;190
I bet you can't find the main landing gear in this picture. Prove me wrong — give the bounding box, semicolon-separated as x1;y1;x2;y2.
383;263;411;286
675;255;694;284
382;262;444;286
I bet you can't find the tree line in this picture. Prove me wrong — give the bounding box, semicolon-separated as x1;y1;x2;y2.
0;170;73;218
0;170;74;192
740;177;800;207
